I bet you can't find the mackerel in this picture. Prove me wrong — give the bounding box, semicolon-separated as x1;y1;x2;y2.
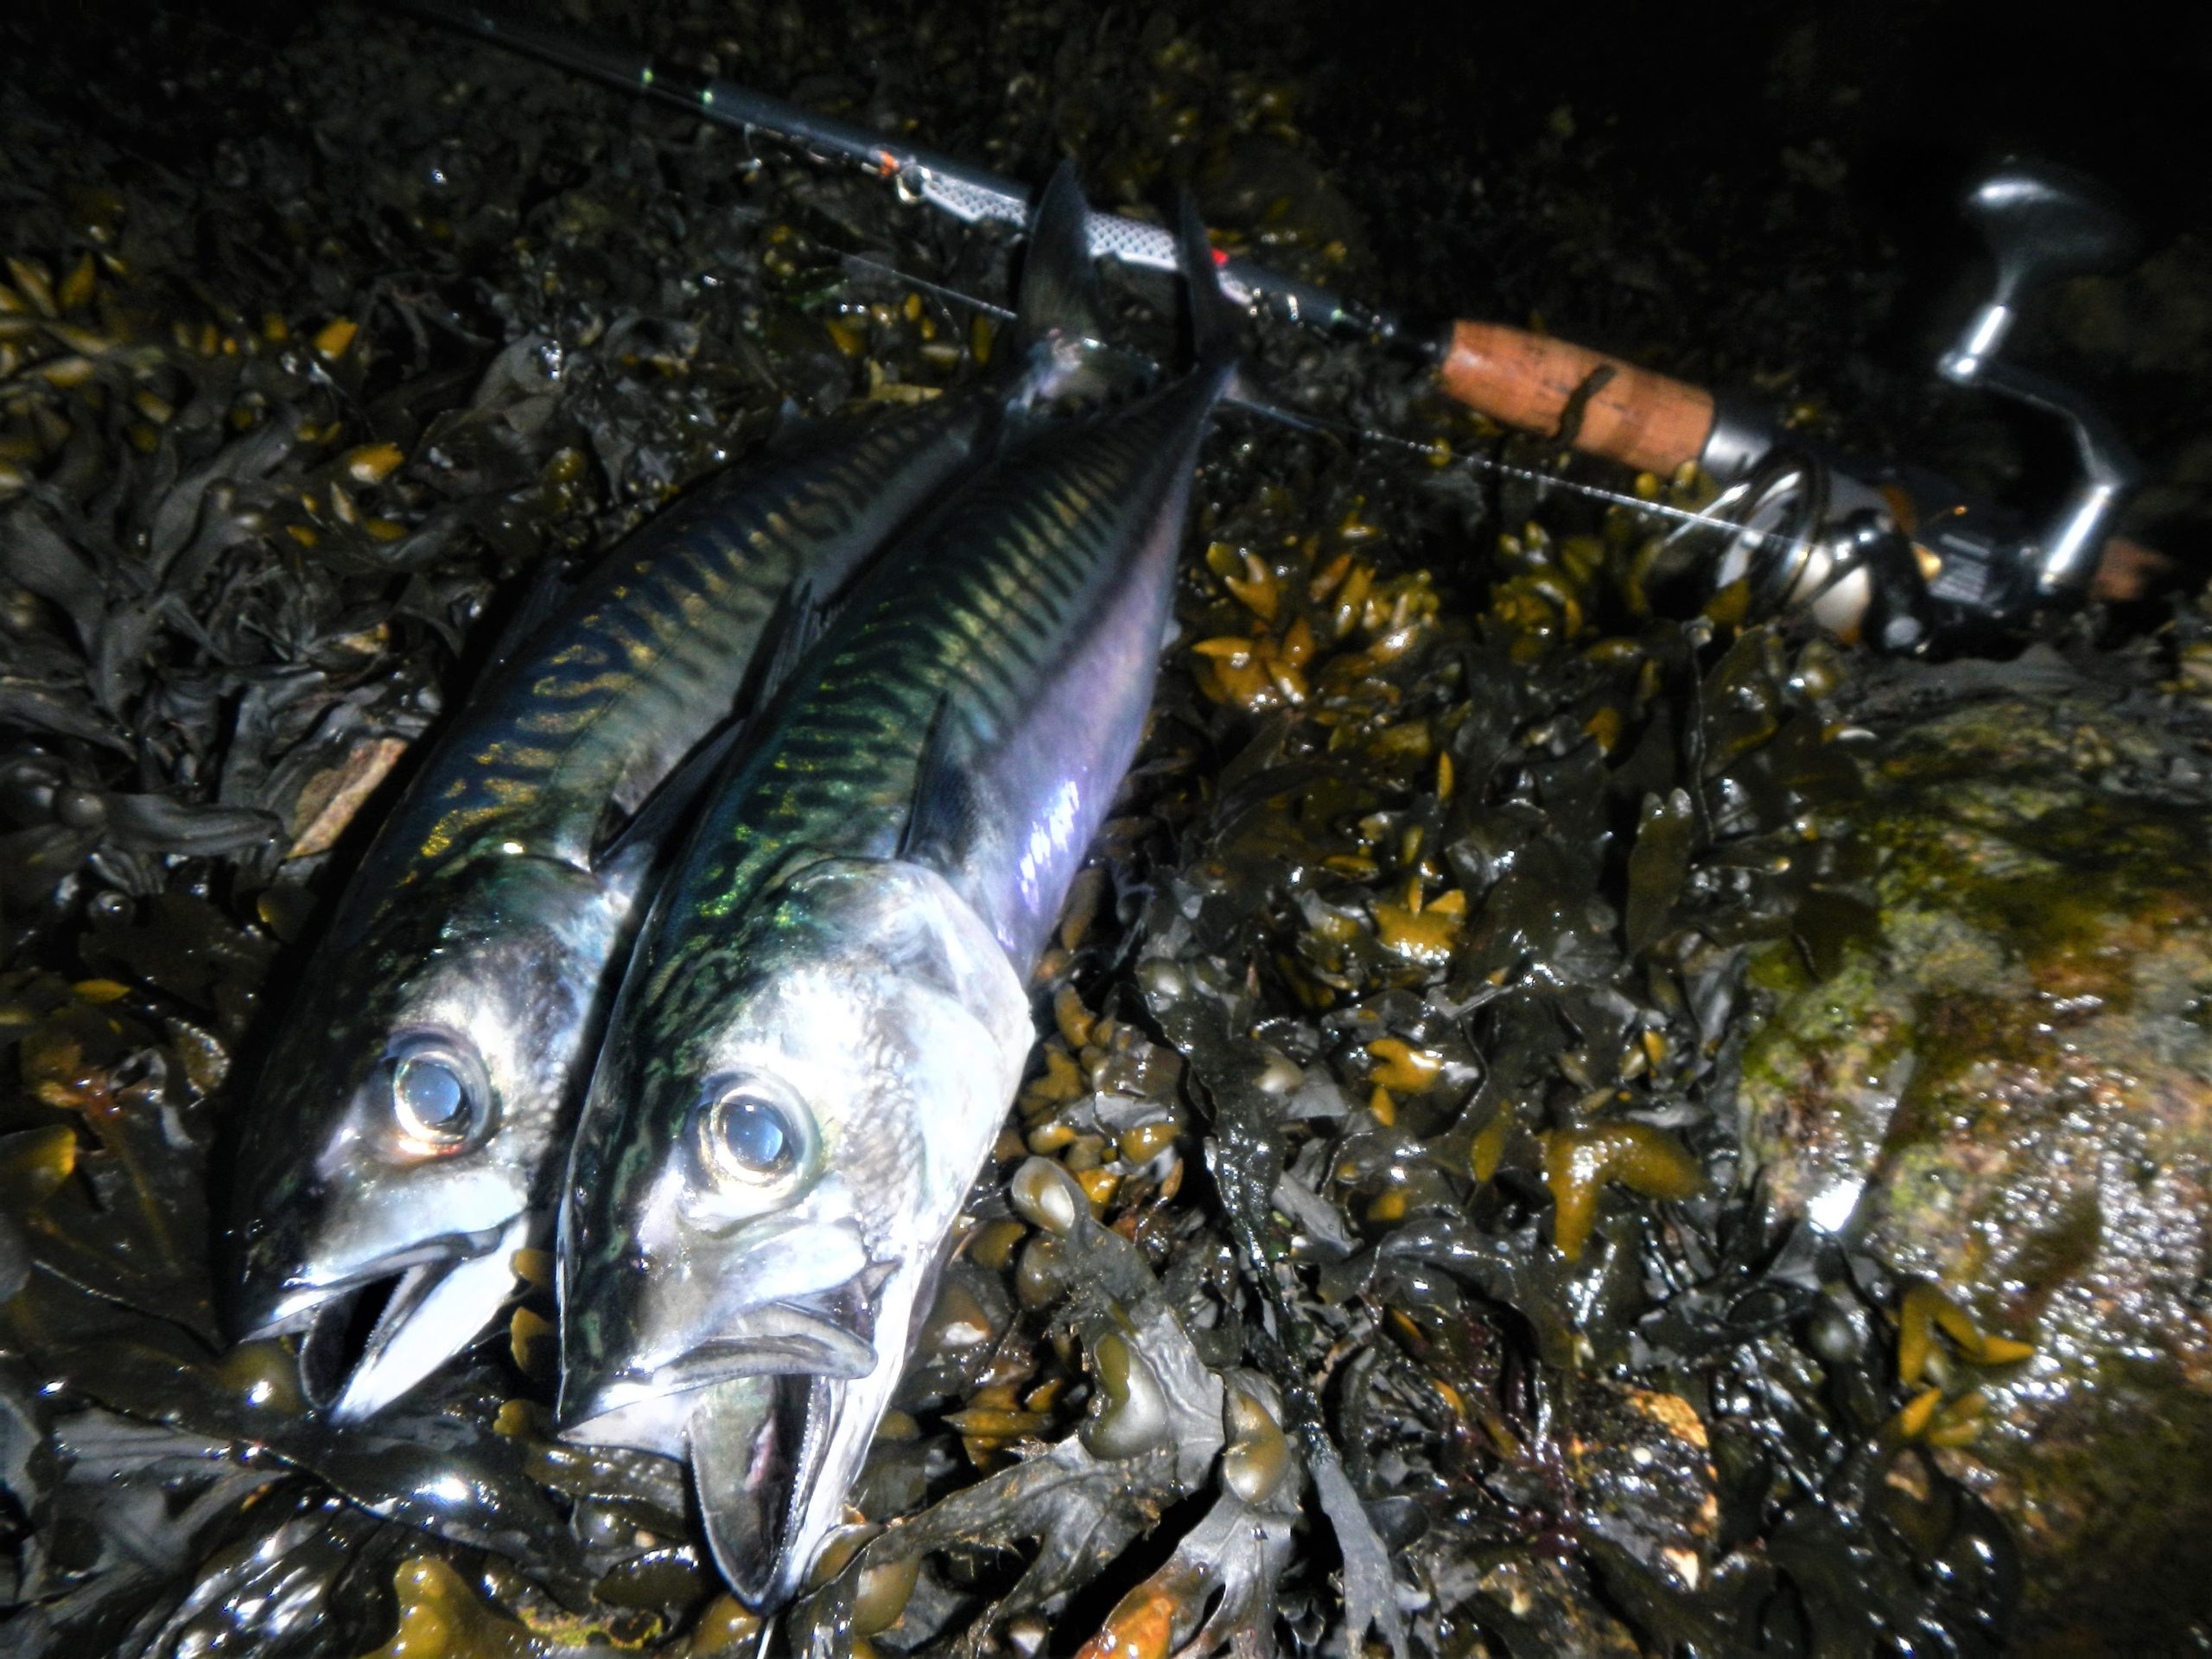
556;178;1236;1608
224;363;1033;1421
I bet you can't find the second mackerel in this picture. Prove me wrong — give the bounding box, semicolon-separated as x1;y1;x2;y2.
556;176;1238;1607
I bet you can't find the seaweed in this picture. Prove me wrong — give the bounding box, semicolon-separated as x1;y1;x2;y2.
6;0;2199;1653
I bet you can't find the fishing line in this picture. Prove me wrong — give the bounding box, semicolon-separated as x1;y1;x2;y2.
841;252;1014;324
839;252;1808;556
129;0;1808;565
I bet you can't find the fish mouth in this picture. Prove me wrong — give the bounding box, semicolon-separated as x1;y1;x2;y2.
559;1281;887;1609
567;1281;880;1415
693;1371;833;1608
241;1217;531;1421
563;1370;831;1609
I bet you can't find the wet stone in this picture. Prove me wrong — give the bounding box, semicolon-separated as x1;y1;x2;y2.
1738;679;2212;1650
1567;1382;1718;1598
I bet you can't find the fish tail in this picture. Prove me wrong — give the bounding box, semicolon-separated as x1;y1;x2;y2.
1176;190;1238;374
1177;188;1307;428
1002;162;1121;408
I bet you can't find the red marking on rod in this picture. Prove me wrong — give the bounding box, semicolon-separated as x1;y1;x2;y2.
1212;248;1230;267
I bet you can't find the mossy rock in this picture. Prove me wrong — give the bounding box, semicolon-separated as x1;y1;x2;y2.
1739;687;2212;1652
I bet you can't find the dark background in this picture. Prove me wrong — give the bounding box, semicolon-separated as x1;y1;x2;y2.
16;0;2207;569
1285;0;2212;572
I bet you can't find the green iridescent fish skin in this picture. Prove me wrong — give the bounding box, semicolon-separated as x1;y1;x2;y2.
222;397;1001;1424
557;181;1236;1609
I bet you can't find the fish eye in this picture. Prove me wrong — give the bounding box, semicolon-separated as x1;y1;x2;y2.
381;1035;488;1151
713;1096;790;1173
689;1074;810;1191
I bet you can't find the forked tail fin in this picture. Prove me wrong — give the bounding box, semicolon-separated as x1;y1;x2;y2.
1176;192;1239;374
1174;190;1323;430
1002;163;1119;408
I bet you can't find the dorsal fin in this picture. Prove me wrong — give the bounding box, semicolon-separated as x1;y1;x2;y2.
480;555;580;678
746;572;829;713
1175;192;1238;372
1173;190;1313;429
592;713;745;894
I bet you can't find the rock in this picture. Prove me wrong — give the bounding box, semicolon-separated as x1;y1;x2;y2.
1567;1382;1719;1601
1738;682;2212;1651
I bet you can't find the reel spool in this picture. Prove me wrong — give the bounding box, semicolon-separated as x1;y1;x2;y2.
1661;450;1939;651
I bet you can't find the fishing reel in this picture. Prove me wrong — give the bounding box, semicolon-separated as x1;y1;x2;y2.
1683;159;2145;652
410;0;2163;655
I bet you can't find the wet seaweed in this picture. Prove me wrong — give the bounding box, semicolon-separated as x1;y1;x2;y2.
5;0;2203;1654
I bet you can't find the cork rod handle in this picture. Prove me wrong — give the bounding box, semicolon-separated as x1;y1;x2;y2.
1434;320;2177;604
1436;321;1717;478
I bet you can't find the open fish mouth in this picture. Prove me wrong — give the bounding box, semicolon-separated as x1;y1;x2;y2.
692;1370;835;1607
243;1216;531;1421
563;1367;849;1611
563;1367;835;1609
559;1284;887;1609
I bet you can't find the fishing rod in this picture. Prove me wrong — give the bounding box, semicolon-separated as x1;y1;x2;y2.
403;1;2177;652
834;251;1819;558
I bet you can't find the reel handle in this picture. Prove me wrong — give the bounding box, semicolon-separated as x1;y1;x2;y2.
1963;159;2140;316
1936;160;2145;594
1942;159;2139;383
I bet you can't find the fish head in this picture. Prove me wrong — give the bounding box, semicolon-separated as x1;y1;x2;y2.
225;855;623;1420
559;855;1031;1608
